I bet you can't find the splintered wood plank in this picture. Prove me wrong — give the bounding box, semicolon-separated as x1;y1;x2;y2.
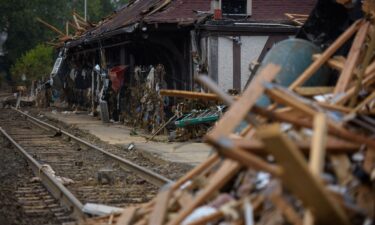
312;54;347;72
257;124;349;225
148;187;172;225
171;153;219;190
265;85;375;149
116;207;137;225
166;160;241;225
309;113;328;175
329;154;354;186
351;91;375;113
335;70;375;105
232;137;360;155
295;86;334;96
334;22;370;95
207;137;282;176
207;64;280;138
270;193;303;225
363;148;375;174
289;20;363;90
304;113;328;225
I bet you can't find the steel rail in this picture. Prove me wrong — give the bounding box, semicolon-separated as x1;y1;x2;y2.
0;127;86;221
13;108;173;187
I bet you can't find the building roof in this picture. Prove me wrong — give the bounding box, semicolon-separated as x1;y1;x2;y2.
251;0;316;21
86;0;210;38
66;0;316;47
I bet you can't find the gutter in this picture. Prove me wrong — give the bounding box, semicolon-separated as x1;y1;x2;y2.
65;23;139;48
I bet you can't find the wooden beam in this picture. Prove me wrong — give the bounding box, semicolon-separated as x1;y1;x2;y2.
265;86;375;149
257;124;349;225
334;22;370;95
116;207;137;225
329;154;354;186
312;54;347;72
303;113;328;225
36;17;65;36
270;193;303;225
351;91;375;113
148;188;172;225
335;71;375;105
159;89;229;101
171;153;219;190
206;137;283;176
166;160;241;225
289;20;363;90
231;137;359;155
207;64;280;138
295;86;334;96
350;24;375;106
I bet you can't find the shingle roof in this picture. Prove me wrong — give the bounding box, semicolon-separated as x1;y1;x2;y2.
251;0;316;21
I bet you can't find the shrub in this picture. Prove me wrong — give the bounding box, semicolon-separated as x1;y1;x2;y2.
10;44;54;85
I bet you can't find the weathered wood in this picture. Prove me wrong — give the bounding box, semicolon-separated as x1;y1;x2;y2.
295;86;334;96
171;153;219;190
148;188;172;225
231;137;360;155
270;193;303;225
335;70;375;105
36;17;66;36
159;89;225;101
310;113;328;175
206;137;283;176
258;124;350;225
116;207;137;225
334;22;370;95
207;64;280;138
312;54;347;72
363;148;375;174
330;154;354;186
289;20;363;90
351;91;375;113
316;101;351;113
350;24;375;106
304;113;328;225
265;86;375;149
167;160;241;225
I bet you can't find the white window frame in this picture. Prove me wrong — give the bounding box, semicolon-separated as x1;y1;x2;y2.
220;0;252;16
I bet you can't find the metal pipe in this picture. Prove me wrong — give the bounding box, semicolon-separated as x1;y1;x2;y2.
84;0;87;21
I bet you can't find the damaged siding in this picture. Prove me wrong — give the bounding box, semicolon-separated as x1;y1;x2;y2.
206;35;269;91
218;37;233;91
240;36;268;89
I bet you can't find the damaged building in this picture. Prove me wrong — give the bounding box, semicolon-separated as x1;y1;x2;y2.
52;0;316;134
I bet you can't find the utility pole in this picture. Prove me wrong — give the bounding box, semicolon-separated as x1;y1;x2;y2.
84;0;87;21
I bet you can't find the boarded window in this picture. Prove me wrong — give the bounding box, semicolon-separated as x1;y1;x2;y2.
222;0;247;14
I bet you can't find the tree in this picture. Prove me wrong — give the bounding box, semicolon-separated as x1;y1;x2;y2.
10;44;53;85
0;0;128;78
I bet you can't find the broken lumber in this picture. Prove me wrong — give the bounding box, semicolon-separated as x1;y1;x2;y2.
257;124;349;225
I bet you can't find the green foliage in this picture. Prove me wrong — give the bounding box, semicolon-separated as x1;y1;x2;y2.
0;0;129;76
10;44;53;85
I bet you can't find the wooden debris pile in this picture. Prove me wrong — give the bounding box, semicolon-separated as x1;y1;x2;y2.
83;17;375;225
37;12;96;47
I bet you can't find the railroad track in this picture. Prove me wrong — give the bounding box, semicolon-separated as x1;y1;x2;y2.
0;108;173;223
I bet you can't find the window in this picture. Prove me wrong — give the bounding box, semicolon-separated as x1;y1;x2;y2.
222;0;247;15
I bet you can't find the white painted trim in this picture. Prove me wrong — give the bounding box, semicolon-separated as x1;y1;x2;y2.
247;0;252;16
